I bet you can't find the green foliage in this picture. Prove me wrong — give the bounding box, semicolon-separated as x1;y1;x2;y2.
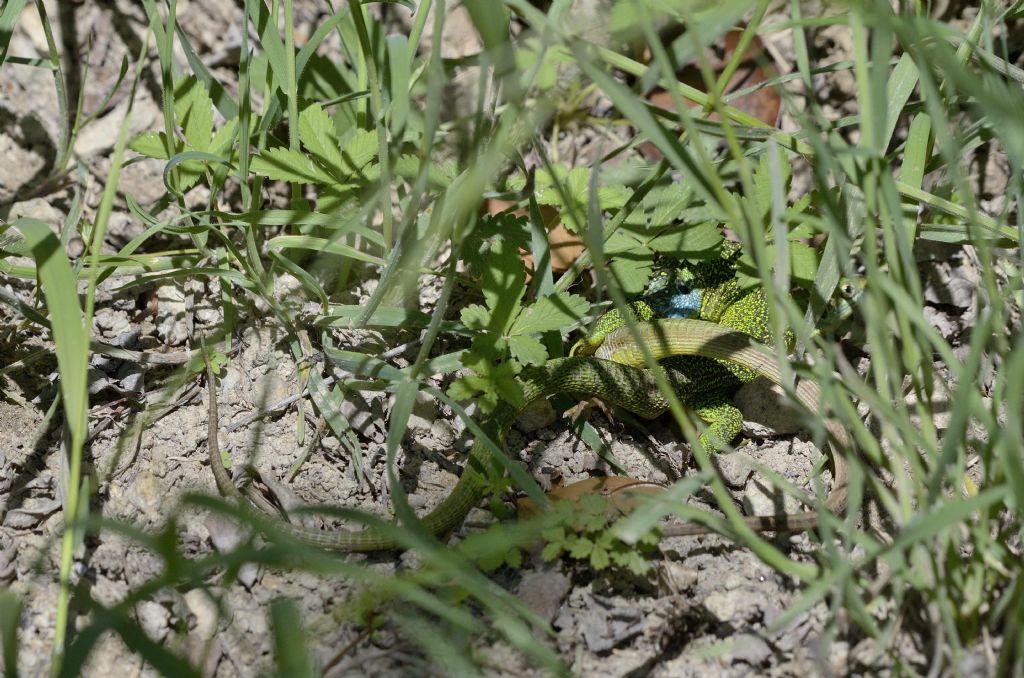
464;493;661;576
533;164;630;233
609;182;723;293
449;215;588;413
129;76;239;193
539;495;661;575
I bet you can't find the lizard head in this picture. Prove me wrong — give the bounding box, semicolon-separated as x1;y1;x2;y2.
570;243;746;357
643;266;702;319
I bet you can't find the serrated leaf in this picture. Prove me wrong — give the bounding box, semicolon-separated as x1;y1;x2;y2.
339;130;377;177
568;537;594;559
508;334;548;366
536;165;628;232
541;542;563;561
174;76;213;151
447;374;498;412
316;185;361;213
490;361;526;409
541;526;566;544
646;183;694;230
580;493;606;514
590;546;610;570
789;241;820;286
460;304;490;330
299;103;345;176
504;547;523;569
583;512;607;533
791;192;812;217
393;154;456;188
609;257;652;295
597;185;630;211
463;335;506;366
448;357;523;414
251;147;336;185
477;547;505;572
604;229;647;255
479;237;525;333
209;118;239;155
624;550;649;575
564;166;589;199
648;221;723;256
128;131;172;160
752;149;791;224
510;292;588;335
637;526;663;547
515;37;573;91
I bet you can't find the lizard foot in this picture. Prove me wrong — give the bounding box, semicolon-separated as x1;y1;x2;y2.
564;396;617;425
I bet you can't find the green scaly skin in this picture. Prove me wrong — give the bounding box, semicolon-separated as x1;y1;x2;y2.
205;245;849;551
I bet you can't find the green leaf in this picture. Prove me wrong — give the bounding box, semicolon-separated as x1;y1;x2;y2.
393;154;457;189
788;242;820;287
623;550;649;575
636;525;663;547
596;530;615;549
386;33;411;134
460;304;490;330
580;493;606;515
447;374;490;407
173;75;214;151
128;131;173;160
541;542;563;561
568;537;594;559
316;186;361;213
536;165;628;232
251;147;337;185
510;293;588;335
541;526;566;544
504;547;523;570
0;590;22;678
646;183;694;230
609;257;653;295
514;37;573;91
339;129;378;177
583;512;608;533
484;238;526;326
604;229;648;255
298;103;344;173
448;356;523;414
209;118;240;155
508;334;548;366
648;222;723;255
478;546;507;572
590;546;610;570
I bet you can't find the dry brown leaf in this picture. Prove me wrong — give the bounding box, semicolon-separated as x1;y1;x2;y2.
517;476;666;521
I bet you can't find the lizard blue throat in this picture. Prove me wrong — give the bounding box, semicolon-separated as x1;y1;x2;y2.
645;270;703;319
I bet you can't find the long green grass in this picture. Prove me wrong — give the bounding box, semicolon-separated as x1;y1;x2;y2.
1;0;1022;674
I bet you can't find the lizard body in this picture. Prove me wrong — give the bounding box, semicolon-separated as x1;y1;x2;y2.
573;242;777;454
204;244;849;551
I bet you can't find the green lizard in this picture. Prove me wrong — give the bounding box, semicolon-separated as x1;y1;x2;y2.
204;244;849;551
571;241;777;454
